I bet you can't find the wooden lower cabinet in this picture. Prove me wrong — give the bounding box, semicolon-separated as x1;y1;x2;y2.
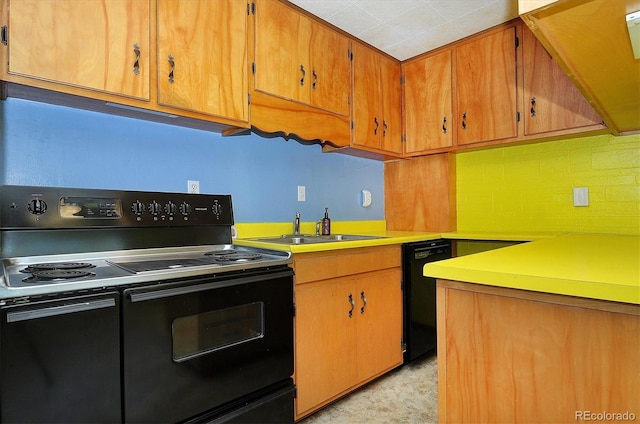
436;280;640;423
293;246;404;420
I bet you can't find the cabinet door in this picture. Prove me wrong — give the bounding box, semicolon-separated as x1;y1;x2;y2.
253;0;311;105
294;279;357;417
355;269;403;382
455;26;518;145
7;0;150;100
352;42;382;149
379;54;403;154
309;22;350;116
522;25;602;136
157;0;248;121
403;50;453;153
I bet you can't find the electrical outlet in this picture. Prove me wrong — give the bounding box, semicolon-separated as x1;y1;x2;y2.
297;185;306;202
188;180;200;194
573;187;589;206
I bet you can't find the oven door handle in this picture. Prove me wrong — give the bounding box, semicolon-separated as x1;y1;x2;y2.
6;298;116;323
127;269;294;303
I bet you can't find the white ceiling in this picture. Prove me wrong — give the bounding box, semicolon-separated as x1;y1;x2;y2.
288;0;520;61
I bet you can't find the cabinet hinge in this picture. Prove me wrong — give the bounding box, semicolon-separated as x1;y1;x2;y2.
350;120;354;130
401;341;407;352
348;49;353;61
400;75;405;84
293;303;296;317
401;134;407;143
516;111;520;122
347;95;351;106
252;62;256;75
251;2;256;15
1;26;7;46
248;93;251;105
515;36;520;49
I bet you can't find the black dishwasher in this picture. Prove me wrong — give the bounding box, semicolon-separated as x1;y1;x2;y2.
402;239;451;363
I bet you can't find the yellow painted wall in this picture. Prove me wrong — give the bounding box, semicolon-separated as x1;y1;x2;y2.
456;134;640;235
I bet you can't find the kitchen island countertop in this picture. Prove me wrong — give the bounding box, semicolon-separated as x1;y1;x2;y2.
424;233;640;304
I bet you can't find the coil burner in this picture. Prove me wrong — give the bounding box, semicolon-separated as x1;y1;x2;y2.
205;249;264;262
20;263;96;282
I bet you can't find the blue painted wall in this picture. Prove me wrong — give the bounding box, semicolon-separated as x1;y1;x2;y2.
0;98;384;223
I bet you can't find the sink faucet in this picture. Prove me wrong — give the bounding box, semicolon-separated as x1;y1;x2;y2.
293;212;301;235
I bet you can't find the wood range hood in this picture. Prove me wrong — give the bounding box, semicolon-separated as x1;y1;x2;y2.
520;0;640;135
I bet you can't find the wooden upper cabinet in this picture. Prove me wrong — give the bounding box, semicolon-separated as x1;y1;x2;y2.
157;0;248;122
308;22;350;117
403;49;453;154
521;25;602;136
352;42;402;154
253;0;310;105
253;0;349;116
455;25;518;145
379;55;403;154
6;0;150;100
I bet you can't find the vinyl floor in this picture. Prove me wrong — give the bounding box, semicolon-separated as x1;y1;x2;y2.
298;354;438;424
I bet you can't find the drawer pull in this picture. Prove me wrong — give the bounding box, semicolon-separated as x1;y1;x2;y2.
530;97;537;117
348;293;355;318
168;54;175;84
360;290;367;314
133;43;141;75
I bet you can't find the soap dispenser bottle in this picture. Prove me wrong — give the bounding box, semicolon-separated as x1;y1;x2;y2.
321;208;331;235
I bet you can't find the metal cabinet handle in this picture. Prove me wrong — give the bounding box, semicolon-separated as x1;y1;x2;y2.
312;69;318;90
300;64;306;86
7;298;116;323
442;116;447;134
348;293;355;318
530;97;536;117
373;117;379;135
360;290;367;314
133;43;141;75
168;54;175;84
461;112;467;130
383;120;388;137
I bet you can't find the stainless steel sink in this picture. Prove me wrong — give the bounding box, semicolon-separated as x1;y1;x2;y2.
252;234;388;245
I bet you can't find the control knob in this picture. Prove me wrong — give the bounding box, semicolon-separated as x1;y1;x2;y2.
179;202;192;216
164;201;177;216
148;201;161;216
131;200;146;216
27;199;47;215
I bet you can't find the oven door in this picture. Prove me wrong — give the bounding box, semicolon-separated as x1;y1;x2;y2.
122;267;294;423
0;291;121;424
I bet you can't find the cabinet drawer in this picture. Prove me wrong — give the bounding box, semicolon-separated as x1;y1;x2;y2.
293;245;401;285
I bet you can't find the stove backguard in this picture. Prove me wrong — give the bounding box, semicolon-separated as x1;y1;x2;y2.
0;185;234;257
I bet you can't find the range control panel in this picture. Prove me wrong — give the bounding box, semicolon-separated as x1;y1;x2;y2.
0;185;234;228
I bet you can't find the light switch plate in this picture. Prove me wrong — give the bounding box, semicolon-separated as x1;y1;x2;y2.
573;187;589;207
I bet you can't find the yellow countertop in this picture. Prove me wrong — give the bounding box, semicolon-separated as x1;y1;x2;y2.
233;220;441;253
424;234;640;305
441;231;560;241
235;230;442;253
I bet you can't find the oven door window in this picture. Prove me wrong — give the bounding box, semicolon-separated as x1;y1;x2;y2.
172;302;264;362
